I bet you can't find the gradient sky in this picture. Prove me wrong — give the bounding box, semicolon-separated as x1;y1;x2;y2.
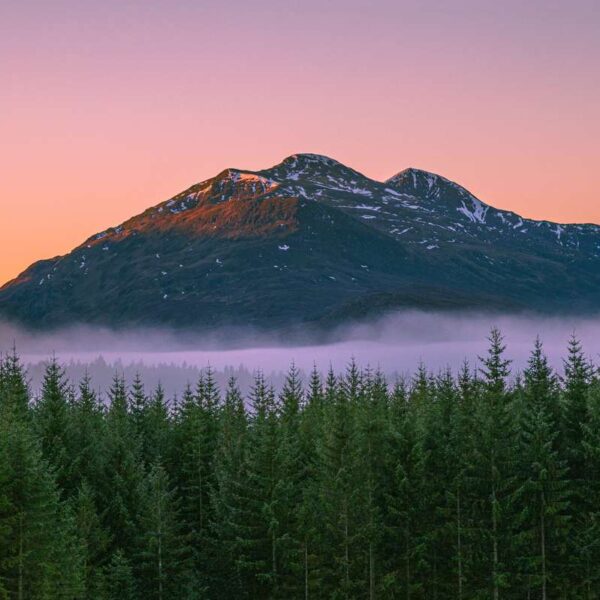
1;0;599;285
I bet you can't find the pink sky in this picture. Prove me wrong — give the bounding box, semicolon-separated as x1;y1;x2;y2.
1;0;599;285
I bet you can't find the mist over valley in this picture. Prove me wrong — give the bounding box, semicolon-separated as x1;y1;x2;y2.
5;310;600;398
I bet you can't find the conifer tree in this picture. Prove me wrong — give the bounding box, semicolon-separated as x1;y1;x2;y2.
0;412;83;598
72;481;111;598
306;364;324;409
513;339;570;598
381;375;426;598
129;373;152;463
233;372;281;597
318;364;366;597
104;551;136;600
579;379;600;597
100;374;142;560
324;365;338;407
175;371;220;588
365;370;392;598
209;376;248;598
144;383;172;467
297;366;326;599
0;347;30;419
470;327;515;598
33;357;72;496
561;334;592;472
68;374;106;495
558;334;594;594
446;366;472;600
273;364;306;597
420;369;463;598
136;462;193;600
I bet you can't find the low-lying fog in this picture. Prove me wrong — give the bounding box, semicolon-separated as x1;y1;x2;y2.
2;312;600;397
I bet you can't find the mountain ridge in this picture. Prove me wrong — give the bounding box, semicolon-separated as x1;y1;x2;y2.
2;153;599;330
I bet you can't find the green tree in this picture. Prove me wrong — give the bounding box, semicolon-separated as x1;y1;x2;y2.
579;380;600;597
136;462;193;600
469;328;515;598
561;334;592;472
33;357;72;496
0;347;30;419
72;481;111;599
317;365;366;598
272;364;306;597
0;413;83;598
381;376;427;598
99;374;142;559
513;339;570;598
104;551;136;600
233;372;281;597
68;374;106;496
144;383;172;467
175;372;220;587
209;376;248;597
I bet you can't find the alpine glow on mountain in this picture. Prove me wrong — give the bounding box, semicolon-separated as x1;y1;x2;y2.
2;153;600;330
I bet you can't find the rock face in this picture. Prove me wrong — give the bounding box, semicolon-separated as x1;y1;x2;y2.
2;153;600;330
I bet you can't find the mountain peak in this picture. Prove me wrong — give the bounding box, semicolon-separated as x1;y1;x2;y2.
261;153;369;187
213;168;278;187
198;168;280;201
385;167;449;191
267;153;346;177
386;167;483;204
281;153;341;167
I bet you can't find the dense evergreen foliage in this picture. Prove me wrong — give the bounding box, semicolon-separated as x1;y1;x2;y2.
1;330;600;598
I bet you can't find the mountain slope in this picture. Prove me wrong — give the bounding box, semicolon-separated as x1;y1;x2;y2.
2;153;600;330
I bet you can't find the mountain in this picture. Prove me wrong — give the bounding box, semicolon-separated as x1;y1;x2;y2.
2;153;600;331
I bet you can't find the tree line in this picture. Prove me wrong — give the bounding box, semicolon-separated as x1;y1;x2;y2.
0;329;599;599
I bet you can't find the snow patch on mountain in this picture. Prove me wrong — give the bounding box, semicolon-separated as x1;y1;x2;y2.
457;199;488;224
